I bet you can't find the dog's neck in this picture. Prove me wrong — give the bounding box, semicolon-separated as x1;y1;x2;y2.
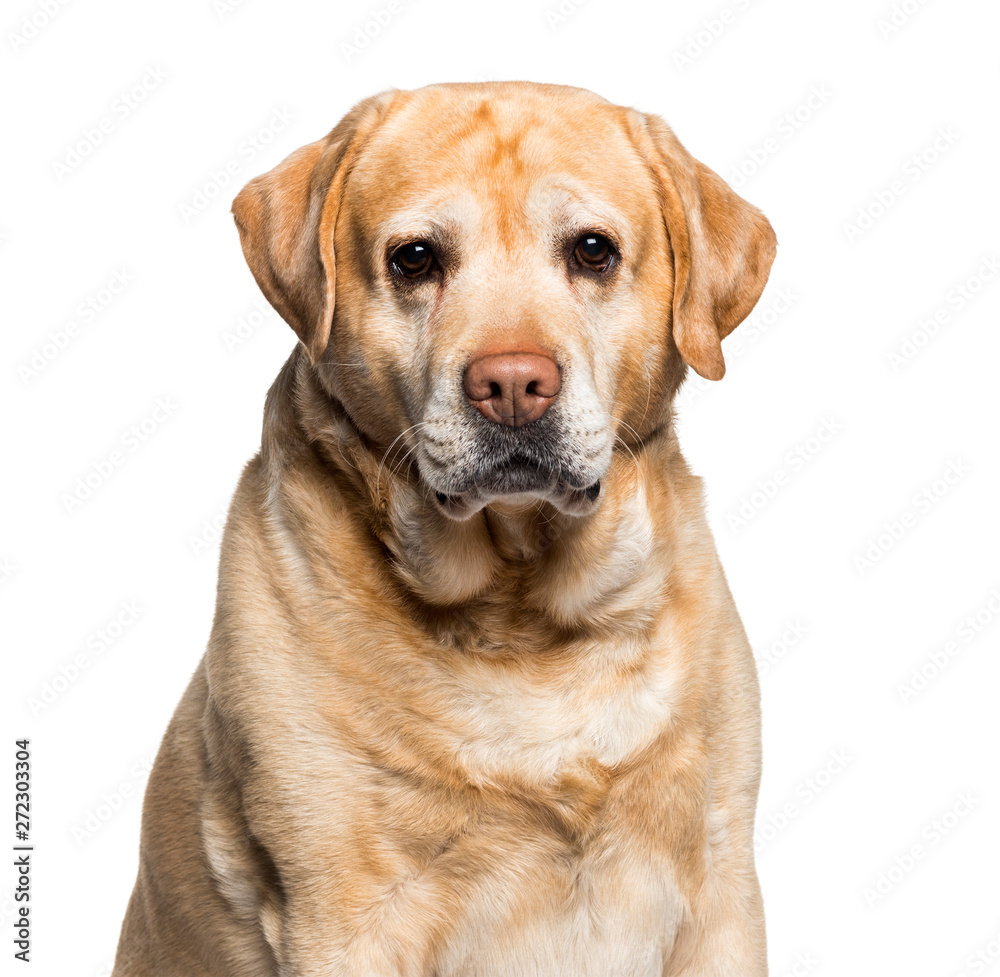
258;351;710;639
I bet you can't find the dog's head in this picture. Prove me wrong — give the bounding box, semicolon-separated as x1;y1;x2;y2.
233;83;775;522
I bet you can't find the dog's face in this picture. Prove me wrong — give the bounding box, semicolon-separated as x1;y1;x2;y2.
233;83;775;520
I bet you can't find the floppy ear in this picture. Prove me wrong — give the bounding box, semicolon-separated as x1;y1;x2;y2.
231;93;393;363
633;113;777;381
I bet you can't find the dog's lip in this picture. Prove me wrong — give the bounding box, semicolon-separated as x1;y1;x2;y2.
505;451;545;469
443;453;558;496
433;476;601;521
419;434;608;519
427;449;601;499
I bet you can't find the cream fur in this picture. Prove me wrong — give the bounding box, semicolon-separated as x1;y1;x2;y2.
113;81;776;977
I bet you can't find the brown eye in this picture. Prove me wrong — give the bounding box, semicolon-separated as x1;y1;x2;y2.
573;233;616;273
391;241;436;279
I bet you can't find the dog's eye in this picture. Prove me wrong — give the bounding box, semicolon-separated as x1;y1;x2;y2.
391;241;436;279
573;233;615;273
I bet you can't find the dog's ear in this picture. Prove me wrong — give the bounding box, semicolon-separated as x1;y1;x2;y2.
232;93;393;363
632;113;777;381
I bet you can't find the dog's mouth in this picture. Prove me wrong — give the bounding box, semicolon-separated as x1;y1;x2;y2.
478;451;557;493
434;480;601;521
429;450;601;521
415;408;611;522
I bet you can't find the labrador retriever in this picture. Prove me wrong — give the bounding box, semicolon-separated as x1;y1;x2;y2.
113;81;776;977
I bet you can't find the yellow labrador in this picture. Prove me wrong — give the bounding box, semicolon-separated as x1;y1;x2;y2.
113;82;776;977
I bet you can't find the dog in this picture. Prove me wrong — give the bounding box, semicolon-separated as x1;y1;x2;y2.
113;81;776;977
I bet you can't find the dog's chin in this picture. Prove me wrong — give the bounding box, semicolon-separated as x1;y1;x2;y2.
431;476;602;522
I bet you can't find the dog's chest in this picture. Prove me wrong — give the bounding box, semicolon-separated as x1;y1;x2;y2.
430;833;682;977
294;602;689;973
329;721;686;977
342;749;684;977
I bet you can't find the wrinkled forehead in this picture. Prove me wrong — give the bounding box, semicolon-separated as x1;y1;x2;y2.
341;84;661;248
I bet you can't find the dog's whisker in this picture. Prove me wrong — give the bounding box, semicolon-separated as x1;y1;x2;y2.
387;423;432;473
616;419;645;452
613;422;647;495
375;422;428;495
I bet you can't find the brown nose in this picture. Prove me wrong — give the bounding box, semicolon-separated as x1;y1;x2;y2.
463;351;561;426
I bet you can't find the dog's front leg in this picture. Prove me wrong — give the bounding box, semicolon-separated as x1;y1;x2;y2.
276;922;440;977
664;865;767;977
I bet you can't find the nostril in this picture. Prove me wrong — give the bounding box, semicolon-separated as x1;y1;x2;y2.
463;349;561;426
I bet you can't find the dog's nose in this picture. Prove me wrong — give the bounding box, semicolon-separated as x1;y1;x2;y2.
463;351;561;426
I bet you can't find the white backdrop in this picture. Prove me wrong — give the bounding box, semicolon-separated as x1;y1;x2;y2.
3;0;999;974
